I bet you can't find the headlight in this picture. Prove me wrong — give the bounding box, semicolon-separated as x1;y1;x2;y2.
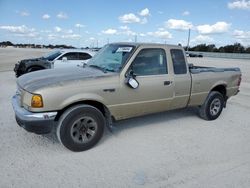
31;94;43;108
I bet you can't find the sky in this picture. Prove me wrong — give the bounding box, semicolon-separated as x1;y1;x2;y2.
0;0;250;47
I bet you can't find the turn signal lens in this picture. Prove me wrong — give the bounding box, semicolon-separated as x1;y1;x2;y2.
31;94;43;108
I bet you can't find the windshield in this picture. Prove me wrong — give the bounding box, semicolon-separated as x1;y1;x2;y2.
87;44;135;72
43;50;62;61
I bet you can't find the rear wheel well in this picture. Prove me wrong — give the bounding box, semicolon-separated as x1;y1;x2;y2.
55;100;108;121
211;85;227;99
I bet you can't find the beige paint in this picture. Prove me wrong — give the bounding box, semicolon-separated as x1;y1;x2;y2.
17;43;241;120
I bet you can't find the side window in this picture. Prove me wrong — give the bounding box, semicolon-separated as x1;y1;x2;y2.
132;48;167;76
58;52;79;60
79;53;92;60
170;49;187;74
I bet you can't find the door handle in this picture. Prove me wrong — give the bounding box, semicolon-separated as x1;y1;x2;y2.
164;81;172;86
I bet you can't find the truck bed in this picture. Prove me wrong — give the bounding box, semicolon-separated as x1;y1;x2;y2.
190;65;240;74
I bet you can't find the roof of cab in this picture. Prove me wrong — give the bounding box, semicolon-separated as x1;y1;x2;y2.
58;48;96;55
110;42;183;49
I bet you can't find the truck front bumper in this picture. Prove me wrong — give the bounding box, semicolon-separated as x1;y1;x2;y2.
12;95;57;134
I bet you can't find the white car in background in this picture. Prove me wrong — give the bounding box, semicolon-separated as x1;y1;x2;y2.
14;49;96;77
52;49;96;68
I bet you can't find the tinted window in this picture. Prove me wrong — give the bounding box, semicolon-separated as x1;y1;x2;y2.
59;52;78;60
43;51;62;61
170;49;187;74
132;48;167;76
79;52;92;60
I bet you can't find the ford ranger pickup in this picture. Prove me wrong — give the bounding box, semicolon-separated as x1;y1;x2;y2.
12;43;241;151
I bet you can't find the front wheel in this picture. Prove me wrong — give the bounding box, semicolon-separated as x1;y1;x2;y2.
57;105;105;151
198;91;224;120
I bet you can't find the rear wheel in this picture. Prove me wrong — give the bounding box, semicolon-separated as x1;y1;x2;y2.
57;105;105;151
198;91;224;120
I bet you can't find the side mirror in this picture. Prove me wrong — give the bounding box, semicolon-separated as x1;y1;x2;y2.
188;63;194;69
127;77;139;89
62;57;67;62
125;69;139;89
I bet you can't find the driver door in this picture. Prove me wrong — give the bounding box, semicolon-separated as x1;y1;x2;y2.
116;48;174;119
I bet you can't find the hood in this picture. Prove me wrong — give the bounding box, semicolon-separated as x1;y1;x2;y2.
17;66;112;92
20;57;44;62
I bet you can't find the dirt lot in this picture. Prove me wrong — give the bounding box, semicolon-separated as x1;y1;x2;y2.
0;47;250;188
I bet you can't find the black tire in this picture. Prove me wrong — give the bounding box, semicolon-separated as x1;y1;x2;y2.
26;66;43;73
57;105;105;152
198;91;224;121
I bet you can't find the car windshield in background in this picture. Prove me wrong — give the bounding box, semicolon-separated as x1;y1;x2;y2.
88;44;135;72
43;51;62;61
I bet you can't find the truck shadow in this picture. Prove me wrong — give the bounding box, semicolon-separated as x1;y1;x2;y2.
41;107;199;151
101;107;199;141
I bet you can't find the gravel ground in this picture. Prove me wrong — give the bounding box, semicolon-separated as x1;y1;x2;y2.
0;48;250;188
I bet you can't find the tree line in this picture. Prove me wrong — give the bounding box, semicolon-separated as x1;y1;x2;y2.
0;41;75;49
1;41;250;53
187;43;250;53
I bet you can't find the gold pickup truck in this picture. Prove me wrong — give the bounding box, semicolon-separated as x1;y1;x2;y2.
12;43;241;151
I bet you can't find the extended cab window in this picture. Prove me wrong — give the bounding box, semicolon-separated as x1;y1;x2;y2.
170;49;187;74
79;53;92;60
132;48;167;76
59;52;78;60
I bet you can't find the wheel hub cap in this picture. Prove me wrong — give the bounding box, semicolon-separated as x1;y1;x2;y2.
210;98;221;116
70;116;97;144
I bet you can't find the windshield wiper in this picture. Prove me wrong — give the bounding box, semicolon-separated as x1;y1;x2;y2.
89;64;107;73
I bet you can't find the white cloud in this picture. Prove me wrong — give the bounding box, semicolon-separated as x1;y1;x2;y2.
141;17;148;24
139;33;146;37
41;30;51;33
15;32;39;38
147;30;172;39
75;23;85;28
166;19;193;30
157;11;163;14
61;34;81;39
191;35;214;44
89;37;95;40
57;12;68;19
118;26;137;36
54;26;62;32
233;30;250;39
197;22;231;34
119;13;140;23
182;11;190;16
102;28;117;35
139;8;150;16
228;0;250;10
42;14;50;19
0;25;34;34
120;26;129;30
66;29;73;34
233;29;250;45
48;34;57;40
21;11;29;16
0;25;41;39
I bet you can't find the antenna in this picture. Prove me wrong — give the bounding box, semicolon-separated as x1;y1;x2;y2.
134;35;137;43
186;28;191;52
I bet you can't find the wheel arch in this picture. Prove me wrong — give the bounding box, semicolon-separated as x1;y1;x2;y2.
26;65;45;72
55;100;113;123
210;84;227;99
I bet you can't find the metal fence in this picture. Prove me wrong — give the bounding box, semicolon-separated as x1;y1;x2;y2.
189;51;250;59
